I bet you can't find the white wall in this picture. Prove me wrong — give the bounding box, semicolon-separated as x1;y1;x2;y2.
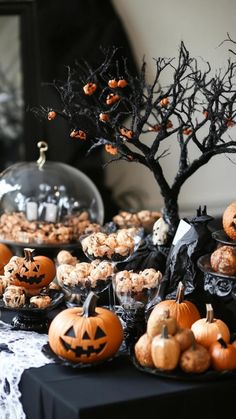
107;0;236;218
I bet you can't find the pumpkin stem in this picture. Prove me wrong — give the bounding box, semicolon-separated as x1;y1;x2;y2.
175;281;184;304
23;248;35;262
206;303;214;323
217;334;227;348
82;291;99;317
161;324;169;339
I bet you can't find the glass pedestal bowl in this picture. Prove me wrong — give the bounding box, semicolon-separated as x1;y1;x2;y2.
112;268;162;351
56;259;115;307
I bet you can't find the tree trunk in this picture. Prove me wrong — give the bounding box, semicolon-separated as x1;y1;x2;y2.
162;196;180;238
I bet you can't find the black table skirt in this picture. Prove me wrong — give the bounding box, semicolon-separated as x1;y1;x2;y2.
1;306;235;419
19;355;236;419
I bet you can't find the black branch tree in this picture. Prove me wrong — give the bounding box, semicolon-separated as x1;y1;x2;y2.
34;41;236;237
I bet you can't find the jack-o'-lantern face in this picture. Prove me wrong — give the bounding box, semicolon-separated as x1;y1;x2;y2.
60;323;108;360
4;249;56;292
48;292;124;364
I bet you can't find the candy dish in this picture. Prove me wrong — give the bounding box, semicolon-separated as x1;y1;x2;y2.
61;277;112;307
0;290;64;332
212;230;236;247
80;228;144;263
197;253;236;302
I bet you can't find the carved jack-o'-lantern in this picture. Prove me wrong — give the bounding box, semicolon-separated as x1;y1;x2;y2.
0;243;13;275
4;248;56;295
48;292;124;363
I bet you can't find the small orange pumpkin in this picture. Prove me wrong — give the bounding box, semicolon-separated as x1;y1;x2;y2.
151;325;180;371
174;327;196;352
147;308;178;338
209;335;236;371
191;304;230;349
4;248;56;294
0;243;13;275
48;292;123;363
134;333;155;368
179;341;211;373
149;281;201;329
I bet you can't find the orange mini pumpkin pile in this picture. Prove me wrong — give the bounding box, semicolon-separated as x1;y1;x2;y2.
134;282;236;374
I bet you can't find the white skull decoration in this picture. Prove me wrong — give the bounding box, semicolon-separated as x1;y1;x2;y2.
152;217;169;246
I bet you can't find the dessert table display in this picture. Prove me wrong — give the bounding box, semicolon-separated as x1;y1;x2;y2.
1;38;236;418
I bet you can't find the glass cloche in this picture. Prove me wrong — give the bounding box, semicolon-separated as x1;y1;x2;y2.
0;142;104;249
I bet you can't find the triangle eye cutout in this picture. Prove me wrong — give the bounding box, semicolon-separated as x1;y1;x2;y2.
65;327;76;338
33;265;40;272
82;331;91;340
95;326;106;339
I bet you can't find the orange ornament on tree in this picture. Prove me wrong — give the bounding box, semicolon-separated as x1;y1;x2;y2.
119;127;134;140
117;79;128;88
70;130;87;140
47;111;57;120
108;79;118;88
104;144;118;155
106;93;120;105
159;97;170;107
83;82;97;96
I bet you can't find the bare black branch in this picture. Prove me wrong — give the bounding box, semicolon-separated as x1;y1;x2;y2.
32;42;236;236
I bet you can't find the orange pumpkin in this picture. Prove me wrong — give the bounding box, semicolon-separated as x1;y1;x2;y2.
4;248;56;294
191;304;230;349
148;281;200;329
209;335;236;371
151;325;180;371
0;243;13;275
179;342;211;374
48;292;123;364
134;333;155;368
222;201;236;240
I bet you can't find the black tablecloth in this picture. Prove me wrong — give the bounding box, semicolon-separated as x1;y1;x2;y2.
1;307;235;419
19;356;236;419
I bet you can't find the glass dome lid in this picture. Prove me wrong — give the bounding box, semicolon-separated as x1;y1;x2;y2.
0;141;104;246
